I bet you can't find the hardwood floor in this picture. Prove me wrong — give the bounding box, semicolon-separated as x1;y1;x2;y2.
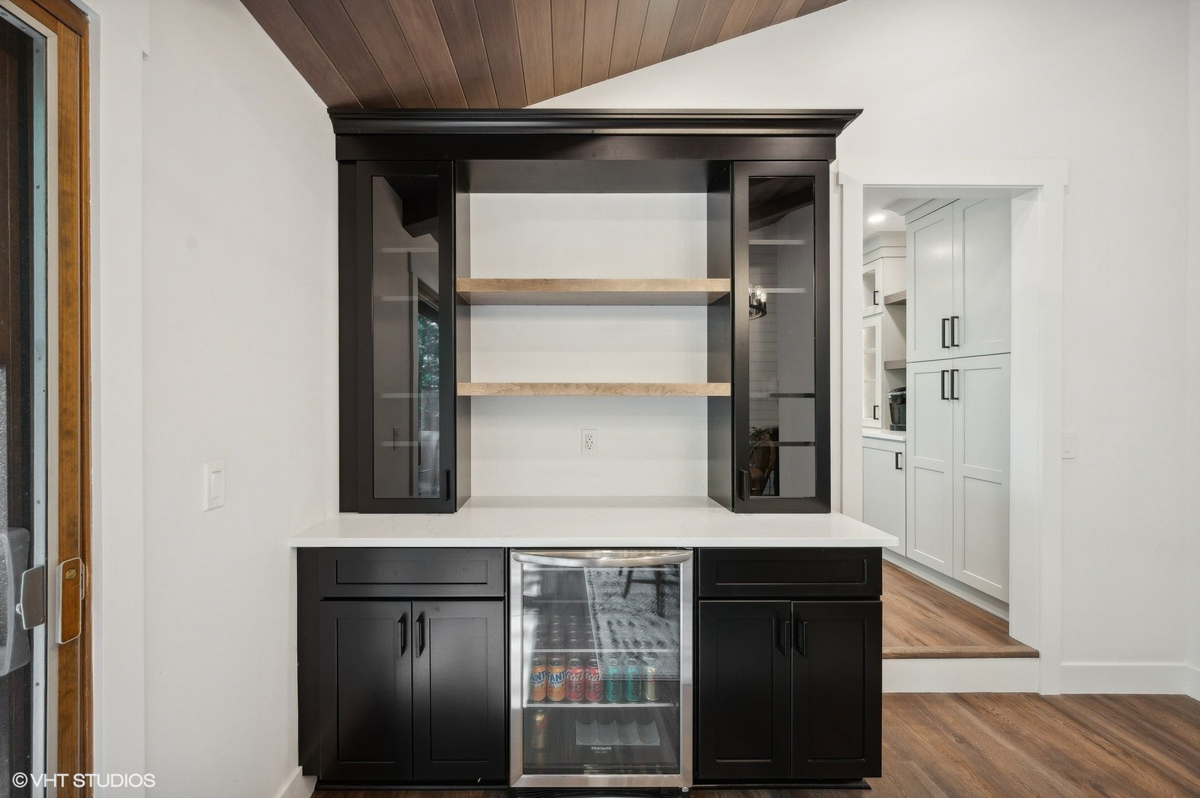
312;694;1200;798
882;561;1038;659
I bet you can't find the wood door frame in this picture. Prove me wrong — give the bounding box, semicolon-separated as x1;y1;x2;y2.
836;158;1068;694
7;0;91;789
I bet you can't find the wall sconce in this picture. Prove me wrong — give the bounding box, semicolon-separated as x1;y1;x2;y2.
749;284;768;319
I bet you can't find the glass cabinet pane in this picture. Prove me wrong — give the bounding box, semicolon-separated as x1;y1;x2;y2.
371;174;443;500
517;560;683;777
745;175;818;500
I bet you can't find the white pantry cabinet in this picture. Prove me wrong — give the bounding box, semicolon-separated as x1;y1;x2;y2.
906;360;954;574
907;199;1010;363
905;354;1010;601
863;437;905;554
863;316;882;427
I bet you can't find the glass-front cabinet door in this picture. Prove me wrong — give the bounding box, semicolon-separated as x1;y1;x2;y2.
341;162;457;512
510;550;692;788
733;162;830;512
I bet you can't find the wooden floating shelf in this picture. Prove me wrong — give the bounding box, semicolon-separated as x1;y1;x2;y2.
458;382;731;397
884;359;906;371
883;290;906;305
456;278;730;306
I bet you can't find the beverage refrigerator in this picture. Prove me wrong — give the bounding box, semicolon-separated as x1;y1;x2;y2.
509;549;693;789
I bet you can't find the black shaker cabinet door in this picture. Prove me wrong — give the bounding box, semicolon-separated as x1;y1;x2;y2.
791;600;882;779
318;600;413;782
697;601;792;781
411;600;506;783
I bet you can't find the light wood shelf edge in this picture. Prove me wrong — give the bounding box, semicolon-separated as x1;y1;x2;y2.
456;278;731;306
458;382;732;397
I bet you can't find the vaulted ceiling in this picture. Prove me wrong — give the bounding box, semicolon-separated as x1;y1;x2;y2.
241;0;847;109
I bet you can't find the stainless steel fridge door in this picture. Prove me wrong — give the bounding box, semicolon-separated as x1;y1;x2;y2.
510;549;693;788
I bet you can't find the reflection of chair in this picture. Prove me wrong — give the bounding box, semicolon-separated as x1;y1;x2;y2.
622;568;673;617
749;432;778;496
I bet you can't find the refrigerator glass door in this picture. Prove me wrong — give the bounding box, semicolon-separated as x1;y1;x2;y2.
511;550;692;788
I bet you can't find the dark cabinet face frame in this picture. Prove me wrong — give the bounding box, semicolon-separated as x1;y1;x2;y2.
731;161;831;513
340;161;458;512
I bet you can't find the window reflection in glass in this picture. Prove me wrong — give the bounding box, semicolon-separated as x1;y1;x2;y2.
372;175;441;499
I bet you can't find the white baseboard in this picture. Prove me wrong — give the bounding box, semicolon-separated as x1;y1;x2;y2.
1058;662;1190;694
883;550;1010;621
1183;665;1200;701
884;658;1039;693
273;767;315;798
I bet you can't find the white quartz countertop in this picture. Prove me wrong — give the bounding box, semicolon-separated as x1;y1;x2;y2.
289;497;898;549
862;428;906;442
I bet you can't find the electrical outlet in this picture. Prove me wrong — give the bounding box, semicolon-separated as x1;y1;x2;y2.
581;429;597;455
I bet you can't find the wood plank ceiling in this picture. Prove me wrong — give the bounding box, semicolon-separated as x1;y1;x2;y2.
241;0;847;109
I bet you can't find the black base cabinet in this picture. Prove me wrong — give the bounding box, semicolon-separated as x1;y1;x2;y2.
695;549;883;785
300;549;507;787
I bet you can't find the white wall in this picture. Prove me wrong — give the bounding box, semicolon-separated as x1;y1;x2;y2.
541;0;1192;681
88;0;148;788
469;193;710;495
1189;0;1200;701
91;0;337;795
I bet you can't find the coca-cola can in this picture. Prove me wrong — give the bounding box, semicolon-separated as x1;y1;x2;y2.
584;657;603;702
565;656;585;702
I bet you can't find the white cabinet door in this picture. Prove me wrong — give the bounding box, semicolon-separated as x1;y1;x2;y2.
907;203;955;363
954;199;1011;358
862;315;882;427
863;439;906;554
952;354;1010;600
906;361;954;575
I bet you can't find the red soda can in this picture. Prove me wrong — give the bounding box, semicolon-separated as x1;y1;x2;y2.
566;656;585;702
584;657;603;702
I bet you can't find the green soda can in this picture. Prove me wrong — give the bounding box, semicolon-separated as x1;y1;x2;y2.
624;656;642;703
604;661;622;703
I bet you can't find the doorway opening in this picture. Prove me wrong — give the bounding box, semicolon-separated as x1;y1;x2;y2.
838;160;1068;691
859;189;1034;660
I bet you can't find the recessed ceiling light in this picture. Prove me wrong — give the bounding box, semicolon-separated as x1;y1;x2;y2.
867;212;887;224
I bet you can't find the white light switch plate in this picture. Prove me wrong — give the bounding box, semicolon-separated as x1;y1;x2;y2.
1061;431;1077;459
204;459;226;510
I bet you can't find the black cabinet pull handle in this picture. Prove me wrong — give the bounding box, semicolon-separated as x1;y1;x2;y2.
738;469;749;501
795;620;808;657
776;616;790;655
940;369;949;400
416;613;426;657
873;404;879;420
941;317;950;348
873;290;879;306
951;369;959;400
951;315;960;347
398;613;408;658
895;451;903;470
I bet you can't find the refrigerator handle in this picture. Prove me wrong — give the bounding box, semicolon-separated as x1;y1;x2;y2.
511;550;691;568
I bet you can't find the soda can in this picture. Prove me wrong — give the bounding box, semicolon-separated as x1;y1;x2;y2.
643;657;662;700
624;656;642;703
584;658;603;702
604;661;623;703
547;656;567;702
531;709;548;750
529;654;547;702
566;656;585;702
